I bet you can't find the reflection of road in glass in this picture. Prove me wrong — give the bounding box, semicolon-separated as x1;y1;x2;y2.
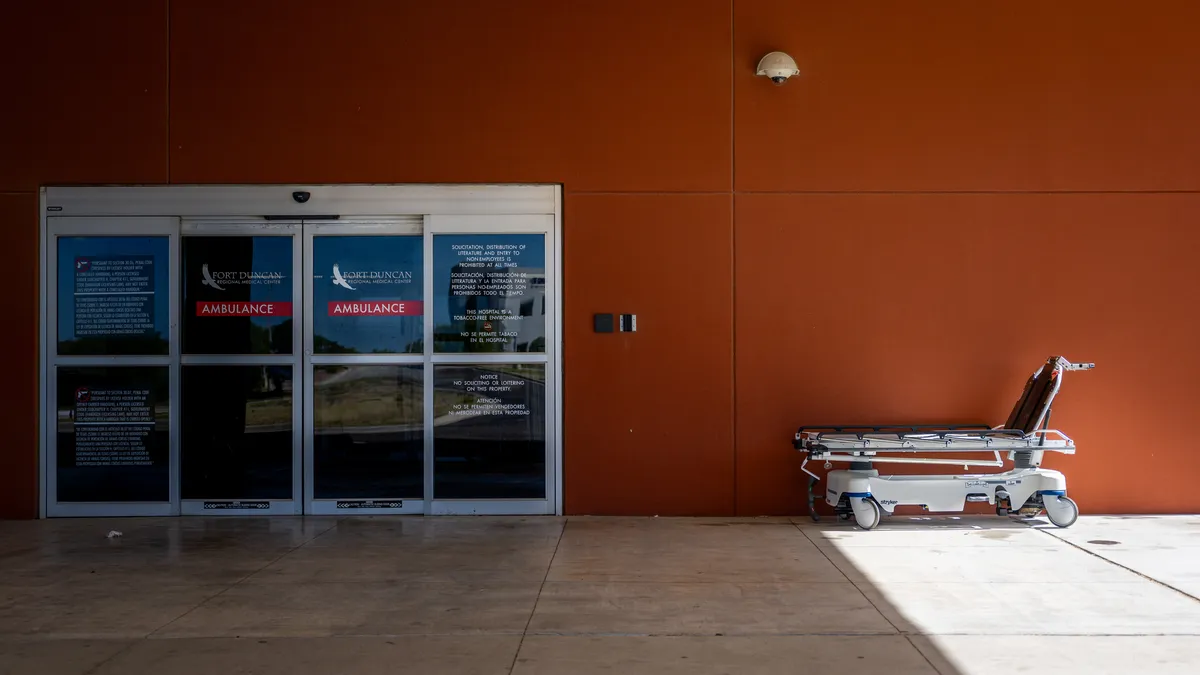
240;368;293;432
311;364;425;499
307;364;544;439
313;366;431;439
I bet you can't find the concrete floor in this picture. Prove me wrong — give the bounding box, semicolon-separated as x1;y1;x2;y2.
1;515;1198;674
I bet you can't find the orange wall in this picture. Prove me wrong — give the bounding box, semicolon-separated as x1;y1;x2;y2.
0;194;41;518
735;194;1200;515
2;1;1199;518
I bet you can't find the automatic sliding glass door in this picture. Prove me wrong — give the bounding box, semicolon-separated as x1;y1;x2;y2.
302;216;556;516
178;222;302;515
41;187;561;519
304;220;426;515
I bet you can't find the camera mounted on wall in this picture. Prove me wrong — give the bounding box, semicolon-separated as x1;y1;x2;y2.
756;51;800;85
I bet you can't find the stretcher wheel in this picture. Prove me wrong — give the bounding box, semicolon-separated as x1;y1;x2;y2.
854;500;882;531
1044;496;1079;528
837;513;852;522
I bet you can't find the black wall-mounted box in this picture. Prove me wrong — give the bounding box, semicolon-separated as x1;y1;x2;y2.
593;313;614;333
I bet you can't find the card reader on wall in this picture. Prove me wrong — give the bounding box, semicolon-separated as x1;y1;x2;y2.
593;313;614;333
619;314;636;332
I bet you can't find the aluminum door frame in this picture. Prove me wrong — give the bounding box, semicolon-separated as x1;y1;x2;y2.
43;217;180;517
178;220;304;516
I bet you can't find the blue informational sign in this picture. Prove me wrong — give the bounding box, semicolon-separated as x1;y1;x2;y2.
58;237;170;355
312;235;424;354
433;234;547;353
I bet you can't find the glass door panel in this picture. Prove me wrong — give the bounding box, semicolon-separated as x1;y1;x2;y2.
432;363;546;499
181;234;295;355
179;225;302;515
426;220;555;515
304;222;425;515
311;235;424;354
55;365;171;503
312;364;423;504
180;365;296;508
46;219;179;517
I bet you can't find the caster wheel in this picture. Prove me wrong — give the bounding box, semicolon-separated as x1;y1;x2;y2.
854;499;882;531
837;513;852;522
996;507;1009;517
1044;496;1079;528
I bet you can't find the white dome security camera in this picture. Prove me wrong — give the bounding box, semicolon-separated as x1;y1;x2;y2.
756;51;800;85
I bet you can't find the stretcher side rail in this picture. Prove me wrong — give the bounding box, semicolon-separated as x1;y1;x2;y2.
800;428;1075;449
797;423;993;435
794;426;1054;449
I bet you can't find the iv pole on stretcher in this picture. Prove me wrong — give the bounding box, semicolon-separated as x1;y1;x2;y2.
792;356;1094;530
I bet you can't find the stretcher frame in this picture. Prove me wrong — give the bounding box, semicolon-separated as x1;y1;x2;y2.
793;356;1094;529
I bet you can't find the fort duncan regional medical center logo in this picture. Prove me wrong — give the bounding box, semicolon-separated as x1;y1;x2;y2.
200;264;284;291
193;262;422;317
321;263;423;317
195;263;291;317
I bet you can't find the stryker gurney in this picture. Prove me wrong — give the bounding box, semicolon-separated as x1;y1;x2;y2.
794;356;1093;530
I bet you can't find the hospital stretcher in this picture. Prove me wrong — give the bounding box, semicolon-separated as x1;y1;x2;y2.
794;356;1093;530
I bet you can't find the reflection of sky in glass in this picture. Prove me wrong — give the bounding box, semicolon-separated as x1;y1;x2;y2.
57;236;170;344
183;236;292;328
313;236;423;353
433;234;546;326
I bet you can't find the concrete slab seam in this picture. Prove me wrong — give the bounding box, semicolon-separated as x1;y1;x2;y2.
1033;527;1200;604
510;517;568;673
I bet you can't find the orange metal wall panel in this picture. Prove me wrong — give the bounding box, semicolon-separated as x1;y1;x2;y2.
734;0;1200;192
564;194;735;515
0;1;168;191
735;194;1200;515
0;194;41;519
167;0;732;192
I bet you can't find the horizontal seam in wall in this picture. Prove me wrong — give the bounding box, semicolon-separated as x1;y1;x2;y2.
566;191;732;196
733;189;1200;195
569;189;1200;196
0;191;38;196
